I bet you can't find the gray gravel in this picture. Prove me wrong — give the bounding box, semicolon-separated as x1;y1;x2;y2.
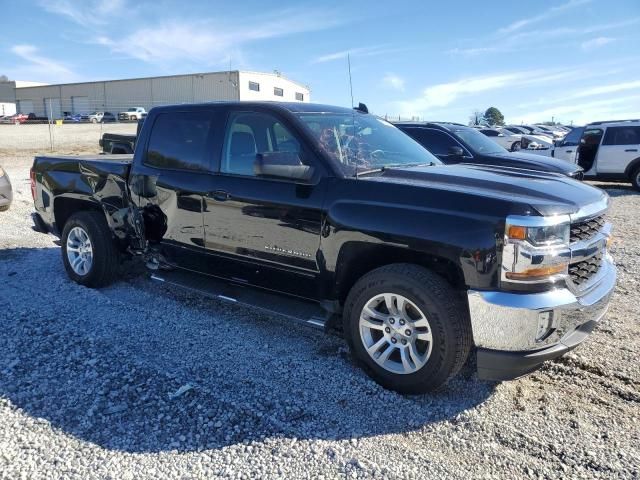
0;153;638;479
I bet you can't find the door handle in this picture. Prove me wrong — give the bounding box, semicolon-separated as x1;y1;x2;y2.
624;149;638;152
210;190;230;202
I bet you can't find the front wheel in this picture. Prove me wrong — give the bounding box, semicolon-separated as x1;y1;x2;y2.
631;166;640;192
90;118;97;123
61;211;120;287
343;264;472;394
510;141;521;152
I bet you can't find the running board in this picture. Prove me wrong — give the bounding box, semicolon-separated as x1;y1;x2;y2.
150;269;333;331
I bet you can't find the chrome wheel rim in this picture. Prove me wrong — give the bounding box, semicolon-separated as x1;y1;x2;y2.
66;226;93;276
359;293;433;375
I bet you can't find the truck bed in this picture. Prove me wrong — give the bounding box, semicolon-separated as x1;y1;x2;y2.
32;154;136;237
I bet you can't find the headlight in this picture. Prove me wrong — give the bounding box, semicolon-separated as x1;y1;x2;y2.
502;216;571;284
507;223;569;246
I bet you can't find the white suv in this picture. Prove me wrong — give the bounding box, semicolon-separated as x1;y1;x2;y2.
553;120;640;190
118;107;147;122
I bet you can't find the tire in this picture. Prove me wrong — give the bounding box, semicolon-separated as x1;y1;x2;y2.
510;141;521;152
61;211;120;287
343;264;472;394
130;115;137;122
90;118;97;124
0;205;9;212
631;166;640;192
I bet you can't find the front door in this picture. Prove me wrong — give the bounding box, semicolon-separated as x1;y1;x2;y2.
596;126;640;174
202;110;328;300
553;127;583;163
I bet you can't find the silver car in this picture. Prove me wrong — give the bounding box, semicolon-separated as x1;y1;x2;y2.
0;166;12;211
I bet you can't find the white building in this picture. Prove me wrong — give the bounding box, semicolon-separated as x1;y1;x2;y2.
10;71;310;119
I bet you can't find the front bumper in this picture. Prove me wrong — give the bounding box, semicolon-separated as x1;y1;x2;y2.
468;253;616;380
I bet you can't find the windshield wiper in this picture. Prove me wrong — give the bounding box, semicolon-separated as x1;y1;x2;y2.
384;162;436;169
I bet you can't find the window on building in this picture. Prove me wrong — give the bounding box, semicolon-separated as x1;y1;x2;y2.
295;92;304;101
249;81;260;92
274;87;284;97
145;112;213;171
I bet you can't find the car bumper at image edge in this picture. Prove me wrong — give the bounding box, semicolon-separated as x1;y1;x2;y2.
468;255;616;381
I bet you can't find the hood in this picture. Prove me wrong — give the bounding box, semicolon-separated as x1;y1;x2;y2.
363;163;605;216
488;151;580;175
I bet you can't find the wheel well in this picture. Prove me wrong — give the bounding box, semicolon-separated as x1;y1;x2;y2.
624;157;640;177
335;244;465;305
54;197;103;232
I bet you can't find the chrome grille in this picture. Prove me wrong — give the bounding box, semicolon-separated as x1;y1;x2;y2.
569;254;602;287
570;214;605;243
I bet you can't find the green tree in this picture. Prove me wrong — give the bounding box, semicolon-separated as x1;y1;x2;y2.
484;107;505;126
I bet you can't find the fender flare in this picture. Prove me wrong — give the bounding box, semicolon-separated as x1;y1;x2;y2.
623;156;640;177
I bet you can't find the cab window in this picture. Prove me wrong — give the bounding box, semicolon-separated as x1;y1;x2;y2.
602;126;640;146
221;112;305;177
146;112;213;171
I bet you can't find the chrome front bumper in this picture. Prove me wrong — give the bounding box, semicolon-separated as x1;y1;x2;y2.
468;252;616;353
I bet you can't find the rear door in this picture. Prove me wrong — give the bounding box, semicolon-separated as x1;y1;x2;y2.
202;109;328;300
128;108;224;273
596;126;640;174
553;127;583;162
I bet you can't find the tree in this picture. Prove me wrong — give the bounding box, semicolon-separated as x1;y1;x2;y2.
484;107;504;126
469;109;485;126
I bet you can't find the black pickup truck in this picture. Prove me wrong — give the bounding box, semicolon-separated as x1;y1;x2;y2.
31;102;616;393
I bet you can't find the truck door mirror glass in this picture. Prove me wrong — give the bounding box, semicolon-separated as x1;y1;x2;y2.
448;146;465;157
254;152;314;182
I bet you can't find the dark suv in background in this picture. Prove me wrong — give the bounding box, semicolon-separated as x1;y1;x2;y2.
395;122;583;178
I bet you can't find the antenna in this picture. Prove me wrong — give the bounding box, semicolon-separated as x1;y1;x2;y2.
347;53;354;108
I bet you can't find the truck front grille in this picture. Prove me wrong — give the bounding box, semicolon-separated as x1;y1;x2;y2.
569;254;602;287
570;214;605;243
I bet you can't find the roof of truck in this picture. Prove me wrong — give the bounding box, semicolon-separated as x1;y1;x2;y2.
150;102;356;115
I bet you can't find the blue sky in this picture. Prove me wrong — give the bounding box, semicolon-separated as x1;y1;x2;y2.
2;0;639;124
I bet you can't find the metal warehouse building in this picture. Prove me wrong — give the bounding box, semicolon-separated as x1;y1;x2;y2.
10;70;310;118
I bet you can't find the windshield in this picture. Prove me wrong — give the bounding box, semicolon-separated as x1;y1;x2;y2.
296;113;440;175
451;127;507;154
127;108;137;112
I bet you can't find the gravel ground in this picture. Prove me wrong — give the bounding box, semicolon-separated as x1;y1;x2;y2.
0;150;638;479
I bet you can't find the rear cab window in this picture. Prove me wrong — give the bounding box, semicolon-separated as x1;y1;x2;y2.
145;112;214;171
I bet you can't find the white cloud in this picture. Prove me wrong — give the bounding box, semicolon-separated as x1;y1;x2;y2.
311;46;394;64
97;9;342;64
382;73;405;91
394;67;591;115
39;0;126;26
514;94;640;124
581;36;615;50
4;44;78;83
499;0;591;34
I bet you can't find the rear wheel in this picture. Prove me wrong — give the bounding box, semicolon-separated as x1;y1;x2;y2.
61;211;120;287
631;166;640;191
343;264;472;394
510;141;521;152
90;118;97;123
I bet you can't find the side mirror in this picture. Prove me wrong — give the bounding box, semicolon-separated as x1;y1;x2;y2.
254;152;314;182
448;146;465;157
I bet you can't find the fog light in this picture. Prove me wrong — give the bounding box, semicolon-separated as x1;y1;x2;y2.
535;310;556;342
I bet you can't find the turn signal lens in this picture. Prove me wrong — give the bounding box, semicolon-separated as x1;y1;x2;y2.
606;235;613;248
505;263;568;280
508;225;527;240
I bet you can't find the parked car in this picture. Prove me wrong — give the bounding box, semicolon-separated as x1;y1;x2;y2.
4;113;29;124
31;102;615;393
395;122;583;178
63;113;89;123
556;120;640;190
503;125;555;153
0;165;12;211
551;126;584;162
88;111;117;123
118;107;147;122
534;124;566;140
477;127;522;151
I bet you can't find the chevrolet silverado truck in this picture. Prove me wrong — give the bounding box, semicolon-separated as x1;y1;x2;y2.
30;102;616;393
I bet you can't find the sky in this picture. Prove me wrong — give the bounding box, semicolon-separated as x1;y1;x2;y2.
1;0;639;125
